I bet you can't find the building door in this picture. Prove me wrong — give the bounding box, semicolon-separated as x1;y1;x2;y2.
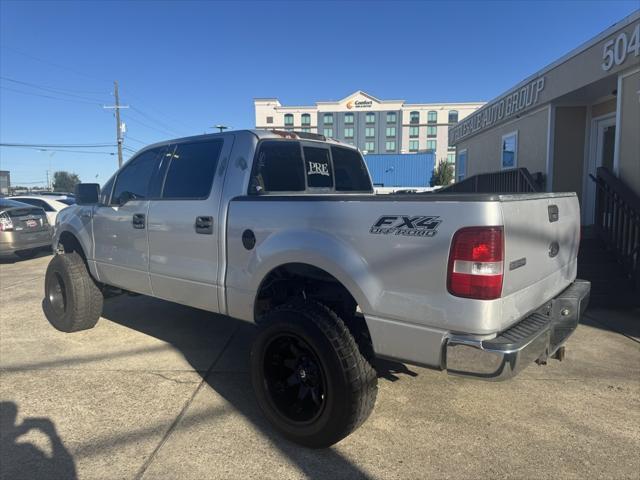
584;114;616;225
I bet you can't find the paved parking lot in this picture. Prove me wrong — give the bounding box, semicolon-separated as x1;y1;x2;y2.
1;253;639;479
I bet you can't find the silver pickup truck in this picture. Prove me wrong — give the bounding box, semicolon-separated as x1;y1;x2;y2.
45;130;590;447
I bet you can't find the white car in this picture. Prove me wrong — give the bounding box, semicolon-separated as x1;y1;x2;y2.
9;195;73;225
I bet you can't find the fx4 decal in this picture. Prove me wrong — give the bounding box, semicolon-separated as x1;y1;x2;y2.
370;215;442;237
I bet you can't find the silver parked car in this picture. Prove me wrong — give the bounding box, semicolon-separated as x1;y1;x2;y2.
9;195;72;225
0;198;52;259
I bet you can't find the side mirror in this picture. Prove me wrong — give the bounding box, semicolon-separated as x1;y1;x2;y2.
75;183;100;205
118;191;133;205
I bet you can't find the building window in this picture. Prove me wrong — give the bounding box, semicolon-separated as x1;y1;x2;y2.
344;127;354;139
448;145;456;152
301;127;310;133
386;127;396;137
324;127;333;138
427;140;436;151
301;113;311;126
366;112;375;124
344;113;354;124
427;126;437;137
323;113;333;125
365;127;375;138
365;141;375;152
266;116;273;124
447;153;456;163
409;140;419;152
448;110;458;123
284;114;294;126
501;131;518;169
385;141;396;152
386;112;396;123
410;111;420;124
427;111;437;123
409;126;419;138
457;149;467;182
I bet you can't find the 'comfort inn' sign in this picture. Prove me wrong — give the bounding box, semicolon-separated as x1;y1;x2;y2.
449;76;546;144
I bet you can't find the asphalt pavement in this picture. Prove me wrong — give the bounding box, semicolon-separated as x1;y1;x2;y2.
1;253;639;479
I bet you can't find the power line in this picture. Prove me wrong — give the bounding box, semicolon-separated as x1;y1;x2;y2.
0;76;109;102
124;136;148;146
0;45;111;85
0;85;103;105
120;87;194;132
130;106;186;136
1;143;116;148
124;114;181;138
2;146;116;155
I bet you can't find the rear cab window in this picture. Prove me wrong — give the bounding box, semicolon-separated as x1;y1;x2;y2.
249;140;372;195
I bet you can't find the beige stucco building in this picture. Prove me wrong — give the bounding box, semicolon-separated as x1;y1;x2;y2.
255;91;484;165
449;11;640;225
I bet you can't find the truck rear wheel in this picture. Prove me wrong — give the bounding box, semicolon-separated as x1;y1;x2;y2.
43;252;103;332
251;299;377;448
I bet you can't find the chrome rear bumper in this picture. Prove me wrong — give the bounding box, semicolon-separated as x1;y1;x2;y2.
445;279;591;381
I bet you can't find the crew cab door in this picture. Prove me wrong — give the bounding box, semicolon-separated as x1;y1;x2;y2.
147;136;231;312
92;146;168;295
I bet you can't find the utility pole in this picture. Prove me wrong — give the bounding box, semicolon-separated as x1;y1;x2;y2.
46;170;50;191
103;81;129;168
114;81;123;168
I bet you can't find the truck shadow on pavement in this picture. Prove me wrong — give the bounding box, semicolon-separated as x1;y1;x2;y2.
100;294;417;479
0;401;77;480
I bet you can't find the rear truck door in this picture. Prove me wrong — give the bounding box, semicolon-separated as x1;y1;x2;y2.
146;135;233;313
500;193;580;308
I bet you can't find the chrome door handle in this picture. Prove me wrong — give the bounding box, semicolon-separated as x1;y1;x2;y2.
132;213;146;229
195;216;213;234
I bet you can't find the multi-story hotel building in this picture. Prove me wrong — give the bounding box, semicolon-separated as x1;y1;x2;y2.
254;91;484;164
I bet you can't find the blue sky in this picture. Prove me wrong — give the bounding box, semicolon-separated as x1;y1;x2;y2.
1;0;637;186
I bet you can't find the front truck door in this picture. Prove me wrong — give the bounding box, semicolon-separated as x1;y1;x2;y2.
92;146;168;295
147;136;232;312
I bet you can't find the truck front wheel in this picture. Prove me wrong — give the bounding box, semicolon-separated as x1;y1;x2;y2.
251;299;377;448
43;252;103;332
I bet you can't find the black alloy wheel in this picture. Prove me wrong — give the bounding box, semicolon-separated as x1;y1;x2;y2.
263;333;327;424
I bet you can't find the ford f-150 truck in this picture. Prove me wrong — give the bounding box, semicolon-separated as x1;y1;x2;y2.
44;130;590;448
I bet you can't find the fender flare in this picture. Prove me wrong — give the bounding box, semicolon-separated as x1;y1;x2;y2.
247;229;381;317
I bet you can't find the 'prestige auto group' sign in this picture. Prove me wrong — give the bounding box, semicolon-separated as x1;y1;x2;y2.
449;76;546;144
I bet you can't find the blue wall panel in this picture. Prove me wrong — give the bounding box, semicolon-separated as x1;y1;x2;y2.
363;153;434;187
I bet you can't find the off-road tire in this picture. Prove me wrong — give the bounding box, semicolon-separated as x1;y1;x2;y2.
251;299;378;448
43;252;103;332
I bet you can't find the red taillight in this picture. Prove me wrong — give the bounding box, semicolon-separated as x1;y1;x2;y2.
447;226;504;300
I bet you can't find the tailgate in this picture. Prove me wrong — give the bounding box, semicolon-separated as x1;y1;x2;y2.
501;193;580;298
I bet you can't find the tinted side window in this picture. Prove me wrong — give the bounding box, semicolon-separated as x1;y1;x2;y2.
250;141;305;194
331;147;373;192
111;148;165;204
303;147;333;189
100;176;115;205
162;140;223;199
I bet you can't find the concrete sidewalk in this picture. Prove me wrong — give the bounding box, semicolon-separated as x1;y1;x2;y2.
1;254;639;479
